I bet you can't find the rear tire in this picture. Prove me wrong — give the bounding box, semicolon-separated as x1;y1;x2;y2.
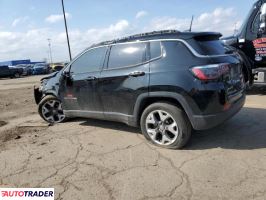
140;102;191;149
38;95;66;123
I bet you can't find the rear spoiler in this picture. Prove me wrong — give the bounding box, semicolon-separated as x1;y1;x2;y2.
193;32;222;41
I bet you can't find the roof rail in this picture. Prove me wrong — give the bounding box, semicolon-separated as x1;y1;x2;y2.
92;29;180;47
121;30;180;40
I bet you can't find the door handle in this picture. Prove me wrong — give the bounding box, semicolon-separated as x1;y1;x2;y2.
128;71;145;77
85;76;97;81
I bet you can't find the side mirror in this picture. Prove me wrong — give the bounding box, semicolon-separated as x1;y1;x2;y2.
62;70;71;78
62;69;73;86
259;3;266;34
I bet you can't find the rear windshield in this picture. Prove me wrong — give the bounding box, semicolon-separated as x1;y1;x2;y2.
197;40;226;55
188;38;228;56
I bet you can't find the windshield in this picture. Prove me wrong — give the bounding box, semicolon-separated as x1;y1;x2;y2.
238;2;258;36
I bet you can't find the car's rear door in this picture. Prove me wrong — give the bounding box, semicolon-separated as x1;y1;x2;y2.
98;42;149;123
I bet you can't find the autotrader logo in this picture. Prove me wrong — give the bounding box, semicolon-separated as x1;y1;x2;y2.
0;188;54;200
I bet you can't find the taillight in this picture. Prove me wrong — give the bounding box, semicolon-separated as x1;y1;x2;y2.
191;63;230;81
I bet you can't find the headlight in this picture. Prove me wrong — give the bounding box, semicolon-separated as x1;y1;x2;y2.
39;79;48;91
39;85;44;91
41;79;48;85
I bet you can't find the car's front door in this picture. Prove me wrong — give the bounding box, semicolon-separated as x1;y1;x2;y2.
60;46;108;118
98;42;149;123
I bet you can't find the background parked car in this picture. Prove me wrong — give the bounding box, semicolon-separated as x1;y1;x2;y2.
50;63;65;72
0;65;23;78
15;64;33;76
32;64;50;75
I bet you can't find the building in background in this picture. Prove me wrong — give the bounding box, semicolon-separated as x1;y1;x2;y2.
0;59;45;66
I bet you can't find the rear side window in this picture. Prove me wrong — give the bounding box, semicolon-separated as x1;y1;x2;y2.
150;41;162;59
70;46;107;74
195;40;226;55
108;43;146;69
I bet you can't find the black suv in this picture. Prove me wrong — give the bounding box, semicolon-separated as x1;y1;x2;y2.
34;30;245;149
0;65;23;78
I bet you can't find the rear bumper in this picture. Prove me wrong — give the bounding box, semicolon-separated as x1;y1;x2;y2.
191;94;245;130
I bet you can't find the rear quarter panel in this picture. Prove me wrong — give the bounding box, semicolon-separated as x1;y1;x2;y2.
149;41;212;115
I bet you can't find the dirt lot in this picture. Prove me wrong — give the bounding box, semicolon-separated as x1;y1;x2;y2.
0;76;266;200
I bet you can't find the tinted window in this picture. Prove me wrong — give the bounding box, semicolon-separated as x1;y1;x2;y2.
108;43;146;69
150;41;162;59
252;13;260;34
197;40;226;55
70;47;107;74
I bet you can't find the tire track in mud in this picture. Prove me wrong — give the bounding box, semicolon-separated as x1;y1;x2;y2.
0;126;47;143
0;121;7;127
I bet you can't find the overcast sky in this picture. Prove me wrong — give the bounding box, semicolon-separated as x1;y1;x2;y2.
0;0;255;62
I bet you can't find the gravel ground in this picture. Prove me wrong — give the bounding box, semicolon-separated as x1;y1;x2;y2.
0;76;266;200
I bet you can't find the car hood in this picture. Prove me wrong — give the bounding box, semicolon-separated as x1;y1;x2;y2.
41;71;59;81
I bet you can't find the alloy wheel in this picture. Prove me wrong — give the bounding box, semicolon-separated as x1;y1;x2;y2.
145;110;179;146
41;99;65;123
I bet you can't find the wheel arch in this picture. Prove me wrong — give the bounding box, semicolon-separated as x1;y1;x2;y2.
34;88;58;105
133;92;195;127
44;91;58;98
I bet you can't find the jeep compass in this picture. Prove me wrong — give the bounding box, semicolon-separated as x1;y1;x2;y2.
34;30;246;149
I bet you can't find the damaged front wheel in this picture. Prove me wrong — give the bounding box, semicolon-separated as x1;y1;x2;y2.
38;95;66;123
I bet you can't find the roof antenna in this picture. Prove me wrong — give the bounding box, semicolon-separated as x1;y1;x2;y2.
189;15;194;32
